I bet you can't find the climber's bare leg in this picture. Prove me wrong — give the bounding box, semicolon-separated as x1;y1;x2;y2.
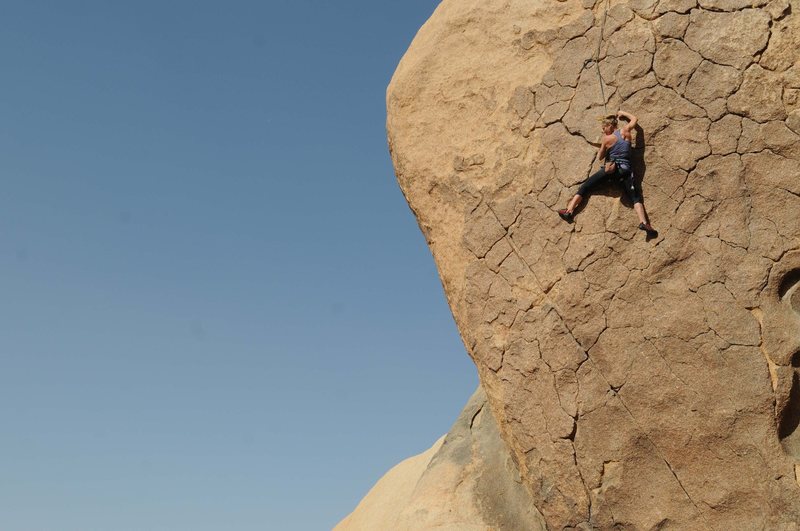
633;202;649;226
567;194;583;213
635;202;658;238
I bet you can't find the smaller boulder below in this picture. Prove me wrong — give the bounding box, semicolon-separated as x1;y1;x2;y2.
336;387;546;531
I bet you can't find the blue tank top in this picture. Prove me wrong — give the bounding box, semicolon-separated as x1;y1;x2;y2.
608;130;631;163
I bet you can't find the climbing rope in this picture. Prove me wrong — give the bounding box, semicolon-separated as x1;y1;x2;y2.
589;0;611;114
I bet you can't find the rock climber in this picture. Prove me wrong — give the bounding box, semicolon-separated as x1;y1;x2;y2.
557;110;658;239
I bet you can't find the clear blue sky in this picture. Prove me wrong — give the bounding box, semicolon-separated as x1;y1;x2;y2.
0;1;478;530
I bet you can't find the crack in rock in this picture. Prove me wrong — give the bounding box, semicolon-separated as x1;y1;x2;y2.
384;0;800;528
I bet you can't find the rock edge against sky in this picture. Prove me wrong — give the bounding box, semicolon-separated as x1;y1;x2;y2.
344;0;800;528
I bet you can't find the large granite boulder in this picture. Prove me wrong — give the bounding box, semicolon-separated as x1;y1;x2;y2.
336;387;545;530
380;0;800;528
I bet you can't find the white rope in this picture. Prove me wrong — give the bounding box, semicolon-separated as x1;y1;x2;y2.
592;0;611;114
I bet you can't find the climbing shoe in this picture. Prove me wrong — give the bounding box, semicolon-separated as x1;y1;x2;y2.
558;209;574;223
639;223;658;239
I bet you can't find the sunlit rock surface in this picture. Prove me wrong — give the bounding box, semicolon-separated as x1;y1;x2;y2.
351;0;800;528
336;387;544;530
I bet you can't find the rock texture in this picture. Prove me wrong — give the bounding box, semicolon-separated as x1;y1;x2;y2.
336;387;545;530
386;0;800;528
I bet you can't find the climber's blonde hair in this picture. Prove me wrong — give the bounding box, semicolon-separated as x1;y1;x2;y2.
600;114;618;128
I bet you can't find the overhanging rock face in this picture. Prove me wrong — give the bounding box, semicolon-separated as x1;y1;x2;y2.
387;0;800;528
